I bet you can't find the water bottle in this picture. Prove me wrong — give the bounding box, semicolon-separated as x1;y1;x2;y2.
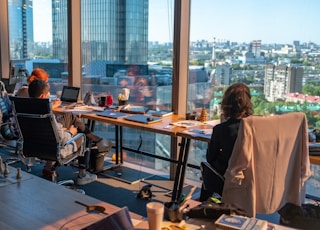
106;91;113;107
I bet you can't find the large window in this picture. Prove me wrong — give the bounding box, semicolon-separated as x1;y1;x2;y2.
7;0;67;95
187;0;320;193
80;0;175;176
4;0;319;195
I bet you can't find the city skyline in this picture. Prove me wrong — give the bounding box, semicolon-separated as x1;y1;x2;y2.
33;0;320;45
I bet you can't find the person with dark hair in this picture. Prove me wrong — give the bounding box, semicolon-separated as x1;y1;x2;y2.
28;79;110;185
17;68;111;177
200;83;253;201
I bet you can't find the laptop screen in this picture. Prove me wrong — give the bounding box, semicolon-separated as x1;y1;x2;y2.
60;86;80;102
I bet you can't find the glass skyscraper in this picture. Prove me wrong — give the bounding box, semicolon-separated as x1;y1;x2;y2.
8;0;34;60
52;0;148;70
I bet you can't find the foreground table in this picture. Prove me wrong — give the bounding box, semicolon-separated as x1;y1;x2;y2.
0;166;144;230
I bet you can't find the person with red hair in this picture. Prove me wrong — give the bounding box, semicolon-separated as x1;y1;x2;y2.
15;68;50;97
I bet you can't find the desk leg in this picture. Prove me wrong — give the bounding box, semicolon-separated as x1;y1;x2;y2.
115;125;123;165
120;126;123;164
171;137;190;202
115;125;119;165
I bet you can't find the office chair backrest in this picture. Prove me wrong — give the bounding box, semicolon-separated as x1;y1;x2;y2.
11;97;51;114
12;97;61;161
221;112;312;217
200;161;225;196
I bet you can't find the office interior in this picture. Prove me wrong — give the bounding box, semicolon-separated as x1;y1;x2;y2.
0;0;319;228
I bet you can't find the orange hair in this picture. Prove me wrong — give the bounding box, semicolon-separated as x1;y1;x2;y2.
27;68;49;83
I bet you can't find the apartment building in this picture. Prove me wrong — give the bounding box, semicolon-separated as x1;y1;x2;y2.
264;64;303;102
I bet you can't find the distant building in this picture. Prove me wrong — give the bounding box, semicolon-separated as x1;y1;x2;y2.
215;64;231;85
52;0;148;68
293;40;301;52
252;40;261;58
244;40;265;64
8;0;34;60
264;64;303;102
284;93;320;105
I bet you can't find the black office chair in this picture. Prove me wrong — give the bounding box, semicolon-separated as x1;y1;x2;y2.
11;97;87;185
199;161;225;201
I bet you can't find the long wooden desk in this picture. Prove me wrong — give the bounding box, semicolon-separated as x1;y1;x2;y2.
81;112;185;171
1;165;296;230
0;165;144;230
80;112;194;200
80;113;216;203
54;108;193;200
54;108;320;203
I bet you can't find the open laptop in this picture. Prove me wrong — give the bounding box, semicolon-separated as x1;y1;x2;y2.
59;86;80;107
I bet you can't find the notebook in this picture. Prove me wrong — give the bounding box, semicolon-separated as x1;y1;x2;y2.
147;110;173;117
96;110;128;119
83;206;134;230
59;86;80;107
124;114;162;124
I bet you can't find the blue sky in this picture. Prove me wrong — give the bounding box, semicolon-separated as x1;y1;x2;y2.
34;0;320;45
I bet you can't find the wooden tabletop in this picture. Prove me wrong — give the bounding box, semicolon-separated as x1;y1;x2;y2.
0;166;217;230
0;166;298;230
0;166;144;230
81;113;186;136
309;155;320;165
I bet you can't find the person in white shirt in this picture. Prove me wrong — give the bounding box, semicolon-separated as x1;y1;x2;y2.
28;79;110;185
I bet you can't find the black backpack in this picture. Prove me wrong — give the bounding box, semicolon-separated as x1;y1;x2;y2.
278;203;320;230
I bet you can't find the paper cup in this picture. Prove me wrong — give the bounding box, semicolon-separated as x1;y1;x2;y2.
146;202;164;230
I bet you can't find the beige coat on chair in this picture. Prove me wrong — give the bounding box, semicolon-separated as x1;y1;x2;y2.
221;112;312;217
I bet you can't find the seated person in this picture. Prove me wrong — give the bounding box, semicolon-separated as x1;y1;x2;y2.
28;79;110;185
15;68;69;110
200;83;253;201
15;68;48;97
15;68;111;178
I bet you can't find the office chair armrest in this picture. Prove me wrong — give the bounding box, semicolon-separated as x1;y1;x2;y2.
201;161;225;182
64;133;87;158
65;133;86;145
